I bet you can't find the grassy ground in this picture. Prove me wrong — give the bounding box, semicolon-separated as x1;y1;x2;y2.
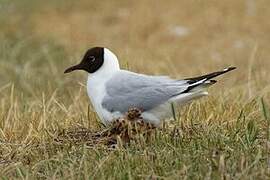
0;0;270;179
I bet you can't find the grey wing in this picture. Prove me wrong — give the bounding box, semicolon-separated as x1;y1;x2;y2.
101;71;188;113
102;67;236;113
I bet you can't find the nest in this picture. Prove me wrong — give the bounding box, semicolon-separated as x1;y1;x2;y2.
54;108;156;147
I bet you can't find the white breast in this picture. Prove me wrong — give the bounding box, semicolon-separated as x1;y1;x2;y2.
87;77;111;124
86;48;121;124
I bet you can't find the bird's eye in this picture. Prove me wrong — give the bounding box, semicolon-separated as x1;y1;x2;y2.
89;56;95;62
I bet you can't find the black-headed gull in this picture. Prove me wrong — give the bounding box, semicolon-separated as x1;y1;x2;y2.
64;47;236;126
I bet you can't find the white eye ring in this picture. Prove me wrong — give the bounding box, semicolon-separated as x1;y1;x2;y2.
89;56;95;62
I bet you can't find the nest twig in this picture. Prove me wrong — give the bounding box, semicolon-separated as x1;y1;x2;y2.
54;108;156;147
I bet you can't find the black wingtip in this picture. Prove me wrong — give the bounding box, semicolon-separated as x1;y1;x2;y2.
224;67;237;72
185;66;237;84
182;67;236;93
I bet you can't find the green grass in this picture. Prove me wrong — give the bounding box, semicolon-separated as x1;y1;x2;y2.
0;90;269;179
0;0;270;179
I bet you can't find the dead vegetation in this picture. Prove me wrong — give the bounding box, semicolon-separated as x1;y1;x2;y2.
0;0;270;179
55;108;155;147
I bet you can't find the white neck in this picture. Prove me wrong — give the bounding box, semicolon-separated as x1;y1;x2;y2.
88;48;120;80
86;48;120;123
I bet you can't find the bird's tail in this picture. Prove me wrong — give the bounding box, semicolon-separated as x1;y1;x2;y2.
182;67;236;93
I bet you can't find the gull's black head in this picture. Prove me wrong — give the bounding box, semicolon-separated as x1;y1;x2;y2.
64;47;104;74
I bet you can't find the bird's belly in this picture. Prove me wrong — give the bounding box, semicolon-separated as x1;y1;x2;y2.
142;102;173;126
88;96;114;125
86;80;113;125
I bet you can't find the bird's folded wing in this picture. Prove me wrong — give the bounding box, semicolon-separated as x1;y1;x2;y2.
101;71;187;113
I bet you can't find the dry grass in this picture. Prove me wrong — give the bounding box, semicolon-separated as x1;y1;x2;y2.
55;108;155;147
0;0;270;179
